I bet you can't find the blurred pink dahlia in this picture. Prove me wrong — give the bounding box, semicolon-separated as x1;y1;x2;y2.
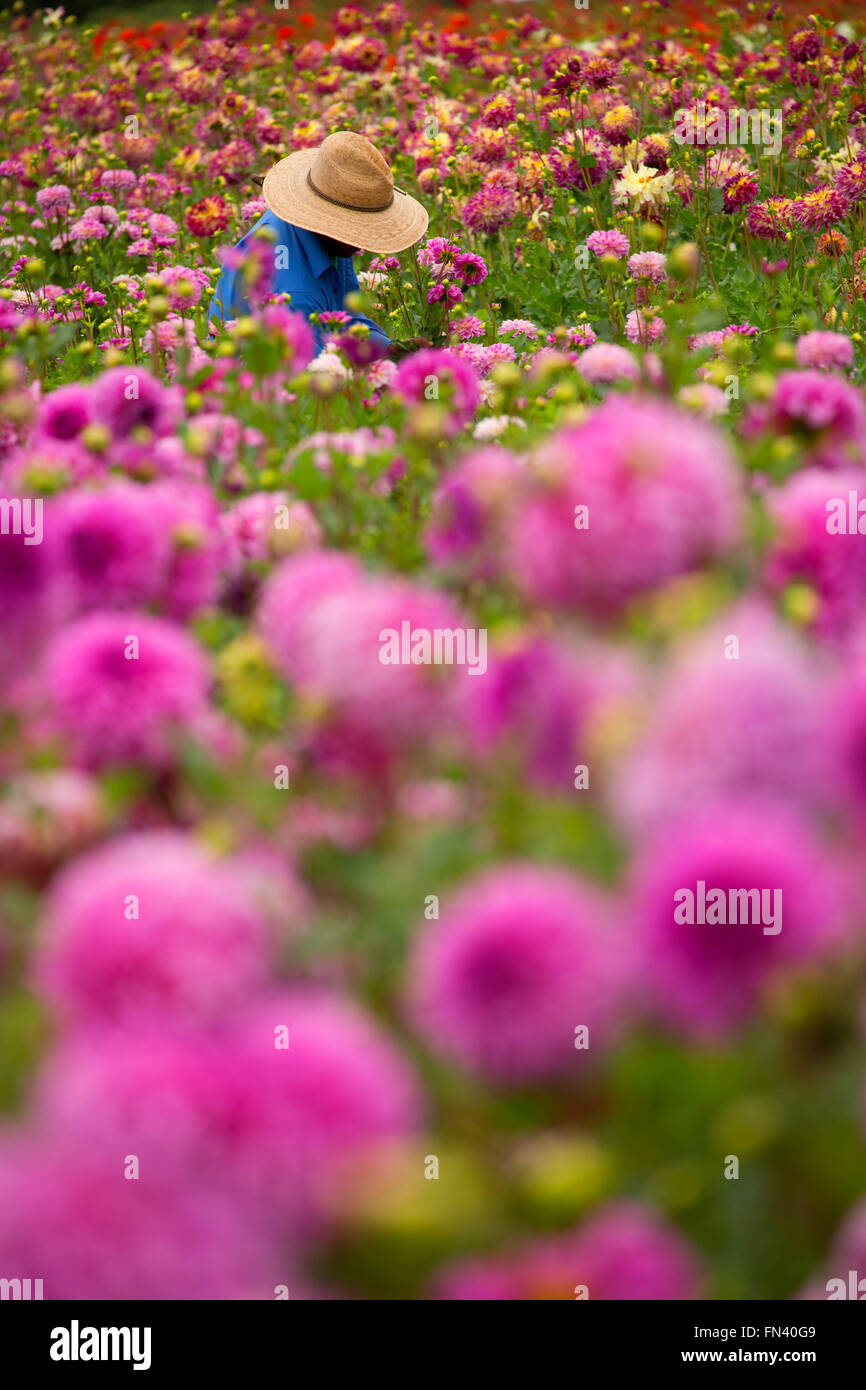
35;831;271;1025
408;863;629;1082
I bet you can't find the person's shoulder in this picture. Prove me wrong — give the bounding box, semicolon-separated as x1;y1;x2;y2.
241;210;293;242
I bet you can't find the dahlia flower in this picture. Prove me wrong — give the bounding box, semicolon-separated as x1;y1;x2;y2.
408;863;629;1081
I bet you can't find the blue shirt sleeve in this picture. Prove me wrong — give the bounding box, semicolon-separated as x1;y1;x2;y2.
209;220;391;350
209;263;246;325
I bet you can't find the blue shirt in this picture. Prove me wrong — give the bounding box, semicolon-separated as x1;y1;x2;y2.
209;211;390;352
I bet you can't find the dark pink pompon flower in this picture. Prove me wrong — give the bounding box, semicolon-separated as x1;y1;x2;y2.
33;382;93;443
47;481;222;623
392;347;482;433
425;444;523;579
408;863;630;1082
630;801;846;1037
509;398;744;615
47;482;172;616
434;1203;702;1300
767;369;866;466
90;364;182;439
43;611;212;770
34;831;270;1026
459;633;639;794
461;184;517;235
215;989;423;1231
823;650;866;831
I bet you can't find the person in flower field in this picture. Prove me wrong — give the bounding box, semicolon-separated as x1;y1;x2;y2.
210;130;431;359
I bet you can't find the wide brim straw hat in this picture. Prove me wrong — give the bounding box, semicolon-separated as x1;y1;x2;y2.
262;130;428;255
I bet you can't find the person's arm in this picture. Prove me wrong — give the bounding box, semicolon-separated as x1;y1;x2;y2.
347;310;391;350
386;336;433;360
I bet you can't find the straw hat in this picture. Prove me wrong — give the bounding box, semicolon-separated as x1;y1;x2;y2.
261;130;428;255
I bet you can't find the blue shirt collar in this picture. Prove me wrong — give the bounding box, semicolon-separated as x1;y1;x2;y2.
291;221;337;280
256;212;336;280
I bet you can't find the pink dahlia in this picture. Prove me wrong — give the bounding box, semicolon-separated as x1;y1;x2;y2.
424;445;523;579
407;863;629;1082
611;602;829;832
0;1140;275;1300
35;184;72;218
765;468;866;643
509;398;744;615
769;369;866;464
794;330;854;372
34;986;420;1236
35;831;270;1025
258;549;473;751
435;1203;701;1300
625;309;665;345
33;382;93;443
630;802;846;1036
577;342;640;386
825;656;866;827
835;161;866;205
0;526;57;689
220;492;322;581
549;131;613;188
90;365;181;440
460;184;517;235
392;347;481;434
586;229;630;260
627;251;667;283
459;633;638;793
480;93;516;128
790;186;849;232
43;611;212;770
47;482;172;616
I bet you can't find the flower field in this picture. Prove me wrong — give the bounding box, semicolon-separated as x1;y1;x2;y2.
2;0;866;1302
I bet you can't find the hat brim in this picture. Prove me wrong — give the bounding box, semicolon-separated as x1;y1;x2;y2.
262;149;428;255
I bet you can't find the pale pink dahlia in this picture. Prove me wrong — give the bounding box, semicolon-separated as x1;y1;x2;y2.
794;331;854;372
577;342;640;386
258;550;473;749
